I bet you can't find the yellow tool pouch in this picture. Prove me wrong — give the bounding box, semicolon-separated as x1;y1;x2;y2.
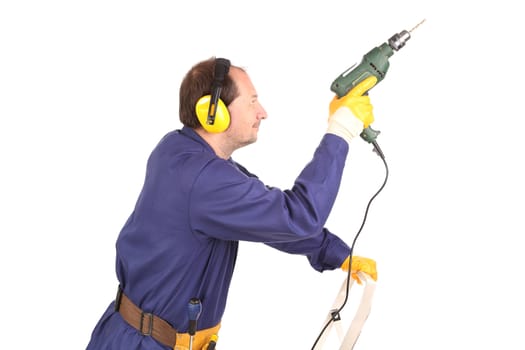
174;323;220;350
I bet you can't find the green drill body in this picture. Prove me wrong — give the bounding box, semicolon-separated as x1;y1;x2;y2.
330;42;394;98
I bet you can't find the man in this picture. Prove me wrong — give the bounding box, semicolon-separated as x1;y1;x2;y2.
87;57;378;350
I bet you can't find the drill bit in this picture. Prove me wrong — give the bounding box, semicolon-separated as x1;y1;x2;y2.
409;19;426;33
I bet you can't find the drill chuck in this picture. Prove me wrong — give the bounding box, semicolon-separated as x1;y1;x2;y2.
388;30;411;51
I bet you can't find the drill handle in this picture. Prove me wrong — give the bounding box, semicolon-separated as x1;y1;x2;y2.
360;126;380;143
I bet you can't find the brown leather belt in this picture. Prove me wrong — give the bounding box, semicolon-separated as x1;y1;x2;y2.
115;286;178;348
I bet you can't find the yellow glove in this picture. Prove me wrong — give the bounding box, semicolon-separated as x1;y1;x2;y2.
341;255;377;285
326;76;377;143
329;76;377;128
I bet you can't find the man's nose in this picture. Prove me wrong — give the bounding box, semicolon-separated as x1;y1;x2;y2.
258;106;268;120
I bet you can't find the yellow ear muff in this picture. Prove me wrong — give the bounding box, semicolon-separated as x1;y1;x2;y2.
195;95;230;133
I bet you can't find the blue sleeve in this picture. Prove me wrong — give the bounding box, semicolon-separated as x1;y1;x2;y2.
189;134;349;245
266;227;351;272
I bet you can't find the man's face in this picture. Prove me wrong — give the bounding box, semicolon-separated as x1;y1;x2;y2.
225;68;267;149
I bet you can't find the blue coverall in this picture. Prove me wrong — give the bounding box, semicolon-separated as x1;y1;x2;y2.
87;127;351;349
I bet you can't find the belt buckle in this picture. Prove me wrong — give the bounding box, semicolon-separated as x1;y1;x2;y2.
139;311;154;336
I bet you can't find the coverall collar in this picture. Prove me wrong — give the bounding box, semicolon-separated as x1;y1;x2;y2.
180;126;215;152
180;126;235;163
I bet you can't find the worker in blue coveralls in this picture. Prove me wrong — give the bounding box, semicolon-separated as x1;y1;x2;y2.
86;57;378;350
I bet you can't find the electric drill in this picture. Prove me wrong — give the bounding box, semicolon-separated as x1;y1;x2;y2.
331;21;424;143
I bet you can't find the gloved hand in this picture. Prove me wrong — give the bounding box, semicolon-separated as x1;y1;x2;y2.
340;255;377;285
327;76;377;143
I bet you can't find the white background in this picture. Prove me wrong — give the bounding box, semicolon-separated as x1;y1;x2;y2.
1;1;524;349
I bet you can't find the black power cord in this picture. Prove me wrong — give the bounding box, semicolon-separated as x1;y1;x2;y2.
310;141;389;350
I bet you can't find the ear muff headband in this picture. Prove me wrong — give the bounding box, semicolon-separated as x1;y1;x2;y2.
195;58;231;133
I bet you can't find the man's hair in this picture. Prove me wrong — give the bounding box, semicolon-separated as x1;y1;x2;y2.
179;57;239;128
